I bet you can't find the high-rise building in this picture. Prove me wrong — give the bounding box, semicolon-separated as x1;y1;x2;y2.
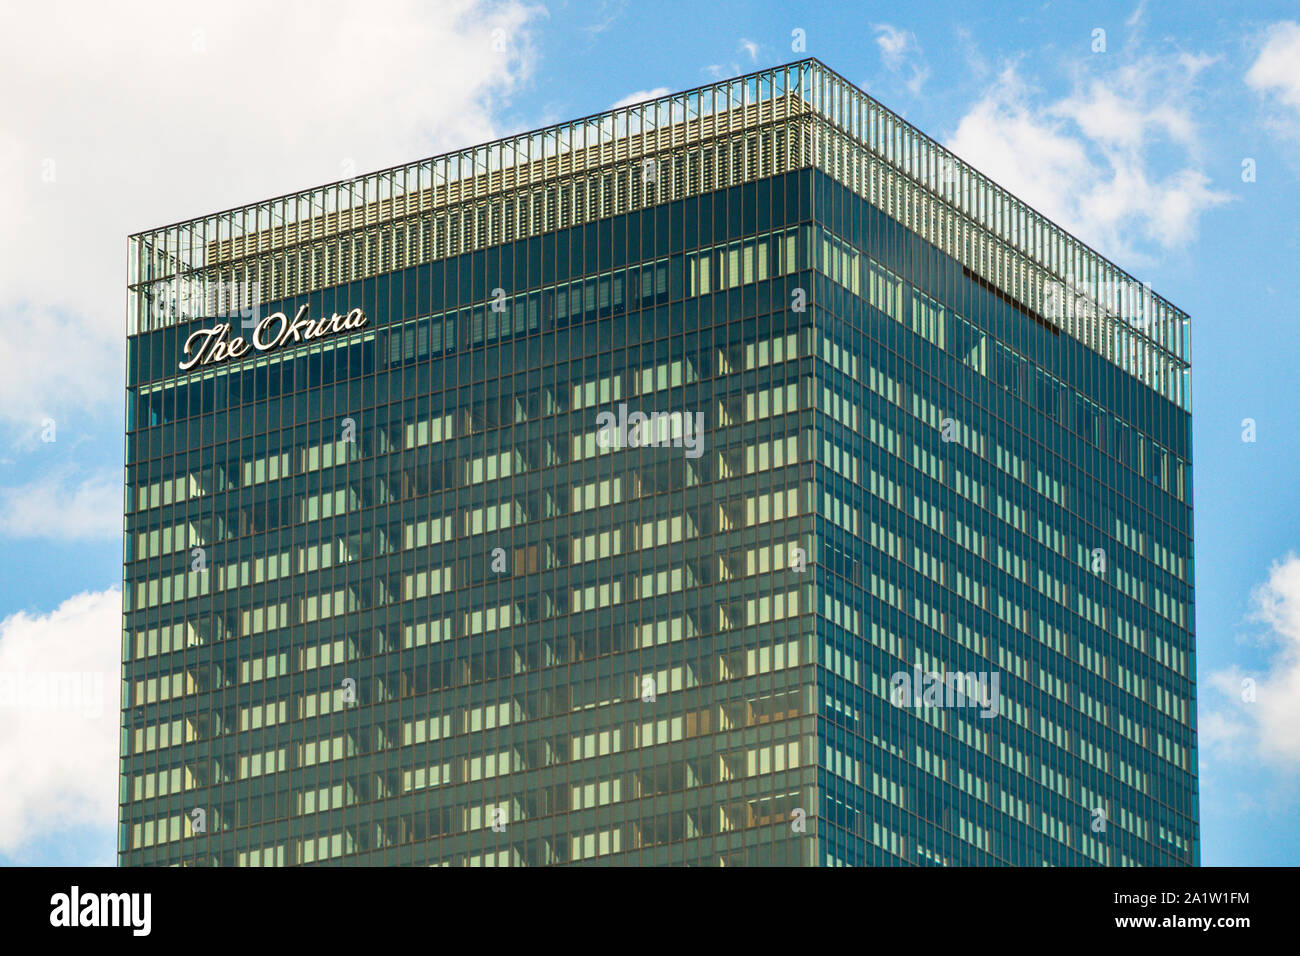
121;59;1196;866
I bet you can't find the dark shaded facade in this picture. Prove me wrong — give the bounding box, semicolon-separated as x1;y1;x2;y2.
121;60;1196;866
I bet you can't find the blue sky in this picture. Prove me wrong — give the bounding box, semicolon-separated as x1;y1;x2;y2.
1;0;1297;866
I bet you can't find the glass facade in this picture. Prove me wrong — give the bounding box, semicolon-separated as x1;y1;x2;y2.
121;59;1196;866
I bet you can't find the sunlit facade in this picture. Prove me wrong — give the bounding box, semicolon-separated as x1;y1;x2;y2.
121;59;1196;866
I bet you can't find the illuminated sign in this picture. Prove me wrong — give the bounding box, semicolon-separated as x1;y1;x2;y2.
178;305;368;371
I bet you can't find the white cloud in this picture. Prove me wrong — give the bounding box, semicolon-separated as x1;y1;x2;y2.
610;88;671;110
947;51;1230;262
1246;20;1300;142
582;0;627;37
0;588;121;859
873;24;914;67
1247;20;1300;109
1207;554;1300;768
700;38;771;84
1198;710;1245;751
0;1;542;435
0;466;121;541
704;62;743;81
1177;51;1220;79
873;24;928;94
906;67;931;97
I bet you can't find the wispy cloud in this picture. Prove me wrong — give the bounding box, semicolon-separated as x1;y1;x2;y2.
581;0;627;37
610;88;671;110
0;466;122;541
872;24;929;95
874;24;915;68
703;40;770;83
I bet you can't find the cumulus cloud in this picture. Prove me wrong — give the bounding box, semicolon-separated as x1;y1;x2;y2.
0;466;122;541
0;588;121;859
947;49;1230;263
0;0;542;435
1207;554;1300;767
1247;20;1300;108
1246;20;1300;138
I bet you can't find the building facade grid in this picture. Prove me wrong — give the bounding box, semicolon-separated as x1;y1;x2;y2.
120;59;1196;867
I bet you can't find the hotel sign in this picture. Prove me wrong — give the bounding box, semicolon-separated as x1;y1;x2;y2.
178;305;368;371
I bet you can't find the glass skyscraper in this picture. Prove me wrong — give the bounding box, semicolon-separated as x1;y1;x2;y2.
121;59;1196;866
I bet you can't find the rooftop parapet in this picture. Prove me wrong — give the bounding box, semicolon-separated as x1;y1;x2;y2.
129;59;1189;407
